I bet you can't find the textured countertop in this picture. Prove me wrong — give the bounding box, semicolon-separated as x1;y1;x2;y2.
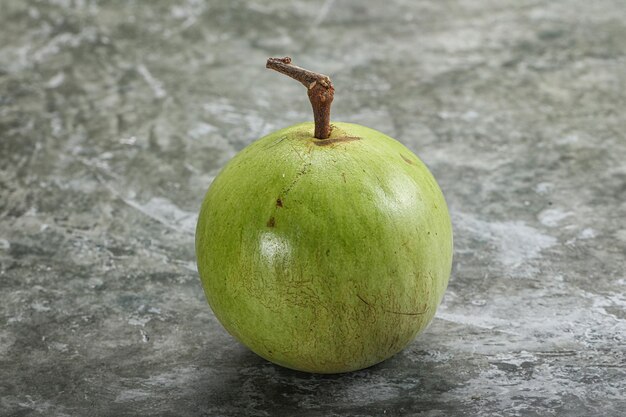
1;1;625;416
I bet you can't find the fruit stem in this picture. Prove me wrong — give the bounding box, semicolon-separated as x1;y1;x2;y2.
266;57;334;139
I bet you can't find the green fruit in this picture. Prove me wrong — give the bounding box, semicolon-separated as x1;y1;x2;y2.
195;58;452;374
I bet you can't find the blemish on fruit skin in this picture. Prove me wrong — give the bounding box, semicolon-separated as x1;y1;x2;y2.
313;136;360;146
356;294;370;306
401;154;415;165
384;308;426;316
357;293;425;315
267;217;275;227
276;198;283;207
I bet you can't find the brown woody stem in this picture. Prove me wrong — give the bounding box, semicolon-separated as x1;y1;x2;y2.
266;57;334;139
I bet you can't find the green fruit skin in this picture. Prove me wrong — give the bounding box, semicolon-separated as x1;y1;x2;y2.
196;122;453;374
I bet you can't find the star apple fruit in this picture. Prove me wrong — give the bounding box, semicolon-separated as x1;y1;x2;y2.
195;58;453;373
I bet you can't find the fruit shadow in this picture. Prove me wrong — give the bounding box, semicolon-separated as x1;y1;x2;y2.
190;342;463;415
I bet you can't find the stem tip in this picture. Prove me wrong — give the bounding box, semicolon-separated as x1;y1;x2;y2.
266;57;334;139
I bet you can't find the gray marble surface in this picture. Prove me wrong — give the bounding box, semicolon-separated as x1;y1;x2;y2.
1;0;625;416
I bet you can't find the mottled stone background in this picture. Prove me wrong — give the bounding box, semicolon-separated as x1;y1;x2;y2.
1;0;625;416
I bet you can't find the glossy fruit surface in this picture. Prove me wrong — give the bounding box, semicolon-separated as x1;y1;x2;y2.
196;121;452;373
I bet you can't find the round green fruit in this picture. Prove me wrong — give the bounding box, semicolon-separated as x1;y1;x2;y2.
195;59;453;374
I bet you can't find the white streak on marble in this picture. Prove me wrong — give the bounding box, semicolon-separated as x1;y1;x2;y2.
0;239;10;250
436;312;520;335
578;228;596;239
137;64;167;99
455;212;557;277
538;208;573;227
